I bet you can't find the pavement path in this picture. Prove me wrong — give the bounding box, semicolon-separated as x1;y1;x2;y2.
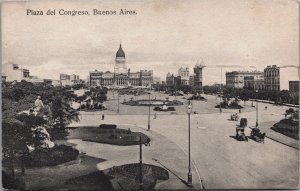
68;124;201;189
259;121;299;149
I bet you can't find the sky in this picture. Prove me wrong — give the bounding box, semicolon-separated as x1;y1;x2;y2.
2;0;299;89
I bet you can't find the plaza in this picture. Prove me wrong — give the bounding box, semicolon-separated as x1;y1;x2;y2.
69;89;299;189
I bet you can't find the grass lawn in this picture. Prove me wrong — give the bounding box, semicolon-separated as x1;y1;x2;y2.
271;121;299;140
68;126;150;146
3;153;108;190
64;171;113;190
104;163;169;190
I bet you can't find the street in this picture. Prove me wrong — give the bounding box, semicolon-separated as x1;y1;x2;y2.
69;90;299;189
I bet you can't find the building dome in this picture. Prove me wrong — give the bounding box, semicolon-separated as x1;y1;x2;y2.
116;44;125;58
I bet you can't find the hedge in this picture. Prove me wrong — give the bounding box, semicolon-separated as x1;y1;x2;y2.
25;145;79;167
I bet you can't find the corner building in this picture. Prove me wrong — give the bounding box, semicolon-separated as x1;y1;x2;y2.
264;65;280;91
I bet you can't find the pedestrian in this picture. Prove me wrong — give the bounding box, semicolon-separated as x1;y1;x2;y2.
146;138;151;146
239;109;241;113
154;113;157;119
102;114;105;120
34;96;44;112
265;106;267;110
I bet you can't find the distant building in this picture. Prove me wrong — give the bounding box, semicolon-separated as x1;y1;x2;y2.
289;81;299;92
166;73;175;86
166;72;181;86
153;77;161;84
226;71;264;90
193;62;205;90
166;62;205;89
178;67;189;85
26;75;45;83
2;63;51;84
89;44;153;88
2;73;7;83
264;65;280;91
189;75;195;86
51;80;61;86
2;63;31;82
60;73;80;86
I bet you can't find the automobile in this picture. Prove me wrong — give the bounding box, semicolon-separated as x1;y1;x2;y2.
240;118;248;127
235;127;248;141
230;113;239;121
250;127;266;143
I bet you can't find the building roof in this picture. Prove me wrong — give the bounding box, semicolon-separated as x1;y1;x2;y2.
116;43;125;58
226;70;264;75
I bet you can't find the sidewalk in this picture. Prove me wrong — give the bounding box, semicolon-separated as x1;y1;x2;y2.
68;120;200;189
258;121;299;149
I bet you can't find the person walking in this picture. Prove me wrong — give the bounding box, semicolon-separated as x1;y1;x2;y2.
153;113;157;119
102;114;105;120
146;138;151;146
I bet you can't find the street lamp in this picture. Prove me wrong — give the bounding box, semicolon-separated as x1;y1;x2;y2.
117;90;120;113
139;135;143;190
147;93;151;131
255;90;258;127
186;100;193;187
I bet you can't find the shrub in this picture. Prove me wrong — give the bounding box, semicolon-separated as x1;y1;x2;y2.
286;108;295;115
279;119;299;126
47;128;70;140
2;171;24;189
80;104;86;110
99;124;117;129
25;145;79;167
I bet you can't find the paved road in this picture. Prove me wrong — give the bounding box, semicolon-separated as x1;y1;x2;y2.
70;90;299;189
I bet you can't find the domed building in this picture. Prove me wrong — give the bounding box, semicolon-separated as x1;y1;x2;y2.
114;44;127;74
89;43;153;88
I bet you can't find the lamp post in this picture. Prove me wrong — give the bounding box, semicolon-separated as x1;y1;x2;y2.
148;93;151;131
117;90;120;113
255;90;258;127
139;135;143;190
186;100;193;187
220;67;223;113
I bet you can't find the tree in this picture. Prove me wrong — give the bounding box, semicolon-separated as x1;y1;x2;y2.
2;114;48;177
2;81;82;179
50;96;79;129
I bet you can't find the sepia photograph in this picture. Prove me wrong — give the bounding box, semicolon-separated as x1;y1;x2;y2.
1;0;299;190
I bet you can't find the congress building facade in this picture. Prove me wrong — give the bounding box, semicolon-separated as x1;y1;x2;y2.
89;44;153;88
